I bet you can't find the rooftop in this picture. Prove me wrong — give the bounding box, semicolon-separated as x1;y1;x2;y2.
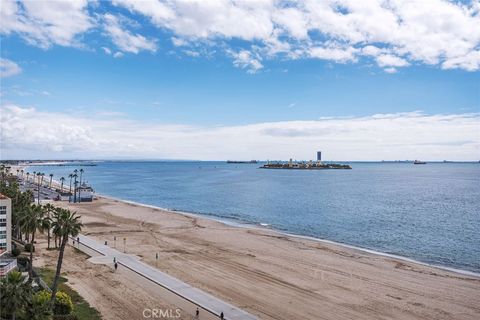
0;193;10;200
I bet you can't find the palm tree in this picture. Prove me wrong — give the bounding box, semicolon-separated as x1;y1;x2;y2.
79;168;84;185
36;173;41;204
0;271;32;320
40;173;45;186
72;174;78;203
79;168;84;200
21;204;44;276
73;169;78;202
26;172;30;183
20;169;24;179
13;190;33;241
68;173;73;193
49;174;53;188
51;208;82;303
60;177;65;191
52;209;61;248
41;204;55;249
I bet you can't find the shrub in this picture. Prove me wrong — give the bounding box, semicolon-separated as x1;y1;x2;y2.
35;290;51;304
53;291;74;315
11;247;21;257
24;243;35;252
16;256;29;268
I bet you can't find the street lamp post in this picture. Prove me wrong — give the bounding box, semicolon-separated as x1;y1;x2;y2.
123;237;126;253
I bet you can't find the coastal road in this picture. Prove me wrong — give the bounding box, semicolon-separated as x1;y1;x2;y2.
71;234;257;320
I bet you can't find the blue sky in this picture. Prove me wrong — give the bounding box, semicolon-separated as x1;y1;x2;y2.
1;0;479;160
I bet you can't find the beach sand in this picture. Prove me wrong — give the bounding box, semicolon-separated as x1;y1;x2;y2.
45;196;480;320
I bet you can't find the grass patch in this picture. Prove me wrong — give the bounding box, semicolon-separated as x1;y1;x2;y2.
36;267;102;320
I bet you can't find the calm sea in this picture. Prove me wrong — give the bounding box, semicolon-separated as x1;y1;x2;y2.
29;161;480;273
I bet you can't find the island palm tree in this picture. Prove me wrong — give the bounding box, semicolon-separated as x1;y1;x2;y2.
51;208;82;303
60;177;65;191
0;271;32;320
49;173;53;188
21;204;45;277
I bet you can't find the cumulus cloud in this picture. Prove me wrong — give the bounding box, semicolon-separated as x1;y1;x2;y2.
0;58;21;77
0;0;93;48
109;0;480;71
103;14;157;54
1;0;480;71
1;105;478;161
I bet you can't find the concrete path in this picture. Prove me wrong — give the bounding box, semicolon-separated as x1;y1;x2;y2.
71;234;257;320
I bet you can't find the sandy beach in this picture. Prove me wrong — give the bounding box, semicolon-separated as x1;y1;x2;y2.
40;196;479;320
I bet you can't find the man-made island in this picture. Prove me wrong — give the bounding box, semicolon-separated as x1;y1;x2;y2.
261;161;352;170
261;152;352;170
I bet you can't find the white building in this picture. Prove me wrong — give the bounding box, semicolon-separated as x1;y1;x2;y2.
0;193;16;277
0;194;12;253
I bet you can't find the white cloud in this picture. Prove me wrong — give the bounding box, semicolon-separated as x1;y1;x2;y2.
109;0;480;71
376;54;410;68
308;46;358;63
230;50;263;74
0;0;93;48
0;58;22;77
103;13;157;54
442;50;480;71
1;105;478;161
113;52;124;58
1;0;480;71
383;67;398;74
102;47;112;55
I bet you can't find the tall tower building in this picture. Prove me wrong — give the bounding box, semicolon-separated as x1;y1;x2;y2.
317;151;322;161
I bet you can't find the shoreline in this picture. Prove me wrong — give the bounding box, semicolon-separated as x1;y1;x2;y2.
13;165;480;320
15;165;480;277
97;193;480;278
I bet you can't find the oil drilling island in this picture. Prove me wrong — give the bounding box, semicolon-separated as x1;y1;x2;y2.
260;151;352;170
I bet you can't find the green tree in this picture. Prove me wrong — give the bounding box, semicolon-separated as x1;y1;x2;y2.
51;208;83;303
26;291;53;320
42;203;55;249
60;177;65;191
0;271;32;320
21;204;45;276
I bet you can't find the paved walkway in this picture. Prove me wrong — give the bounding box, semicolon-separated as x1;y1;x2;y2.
72;234;257;320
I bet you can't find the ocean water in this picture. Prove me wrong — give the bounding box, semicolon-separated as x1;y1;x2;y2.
28;161;480;273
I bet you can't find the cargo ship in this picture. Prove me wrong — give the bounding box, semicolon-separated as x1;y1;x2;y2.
227;160;258;164
413;160;426;164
